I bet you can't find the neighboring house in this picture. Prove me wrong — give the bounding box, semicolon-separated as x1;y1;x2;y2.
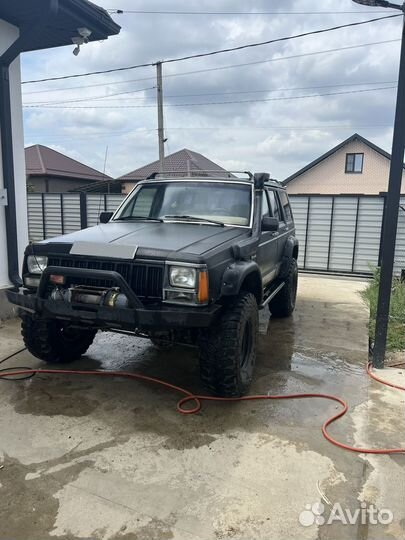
25;145;113;193
284;133;405;195
118;148;233;194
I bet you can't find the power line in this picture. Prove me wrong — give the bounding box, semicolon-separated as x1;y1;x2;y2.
21;14;400;85
24;80;398;106
22;38;400;97
23;85;397;110
107;9;393;15
24;86;155;106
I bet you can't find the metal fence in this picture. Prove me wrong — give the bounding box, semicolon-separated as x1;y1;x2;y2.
27;192;405;276
27;193;126;242
289;194;405;276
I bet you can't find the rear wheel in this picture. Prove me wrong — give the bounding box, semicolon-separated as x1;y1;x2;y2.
269;258;298;318
199;292;258;397
21;313;97;363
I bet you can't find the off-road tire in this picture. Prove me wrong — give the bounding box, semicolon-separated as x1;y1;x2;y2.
199;292;258;397
21;313;97;363
269;258;298;318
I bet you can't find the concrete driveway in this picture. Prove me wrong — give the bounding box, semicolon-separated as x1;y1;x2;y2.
0;275;404;540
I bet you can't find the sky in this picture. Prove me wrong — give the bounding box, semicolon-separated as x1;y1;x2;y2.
21;0;403;180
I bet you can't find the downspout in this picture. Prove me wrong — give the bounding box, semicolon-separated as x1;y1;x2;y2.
0;60;22;286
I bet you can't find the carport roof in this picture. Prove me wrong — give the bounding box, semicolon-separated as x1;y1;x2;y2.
0;0;120;53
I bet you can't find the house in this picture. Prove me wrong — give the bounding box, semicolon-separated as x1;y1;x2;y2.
284;133;405;195
0;0;119;318
25;145;113;193
118;148;233;194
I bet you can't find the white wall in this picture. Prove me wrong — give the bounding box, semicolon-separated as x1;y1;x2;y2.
0;19;28;288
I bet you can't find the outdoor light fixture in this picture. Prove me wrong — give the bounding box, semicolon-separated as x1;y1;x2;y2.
353;0;405;367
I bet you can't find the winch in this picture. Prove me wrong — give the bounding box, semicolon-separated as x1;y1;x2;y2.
50;285;129;308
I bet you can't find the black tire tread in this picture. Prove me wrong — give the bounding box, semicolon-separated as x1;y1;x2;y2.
199;292;258;397
269;258;298;318
21;313;96;363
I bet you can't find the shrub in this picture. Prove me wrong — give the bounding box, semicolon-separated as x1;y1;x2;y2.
360;268;405;351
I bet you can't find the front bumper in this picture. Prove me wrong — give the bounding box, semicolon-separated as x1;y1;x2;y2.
6;266;221;330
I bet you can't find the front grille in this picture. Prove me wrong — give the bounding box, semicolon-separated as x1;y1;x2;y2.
47;256;163;301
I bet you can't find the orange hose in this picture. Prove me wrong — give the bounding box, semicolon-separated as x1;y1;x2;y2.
0;362;404;455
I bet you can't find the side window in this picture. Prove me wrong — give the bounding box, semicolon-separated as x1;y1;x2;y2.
261;191;270;218
268;190;280;221
278;191;293;222
125;187;158;217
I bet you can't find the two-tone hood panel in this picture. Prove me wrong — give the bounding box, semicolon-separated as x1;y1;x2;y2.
38;222;248;261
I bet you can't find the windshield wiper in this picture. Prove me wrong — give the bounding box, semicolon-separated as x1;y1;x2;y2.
115;216;163;222
163;215;224;226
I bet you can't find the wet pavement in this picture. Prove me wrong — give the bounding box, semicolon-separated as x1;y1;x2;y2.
0;274;404;540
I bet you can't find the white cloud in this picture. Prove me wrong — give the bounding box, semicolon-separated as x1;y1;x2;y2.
20;0;400;179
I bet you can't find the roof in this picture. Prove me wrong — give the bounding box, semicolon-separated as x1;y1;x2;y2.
283;133;402;185
25;145;112;182
118;148;233;182
0;0;120;54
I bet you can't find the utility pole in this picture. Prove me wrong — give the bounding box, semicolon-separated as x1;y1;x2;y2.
353;0;405;368
373;15;405;367
156;61;165;173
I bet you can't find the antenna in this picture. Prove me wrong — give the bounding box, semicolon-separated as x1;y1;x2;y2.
96;146;109;224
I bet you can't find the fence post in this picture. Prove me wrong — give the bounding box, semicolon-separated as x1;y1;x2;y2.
41;193;46;239
303;196;311;269
79;192;87;229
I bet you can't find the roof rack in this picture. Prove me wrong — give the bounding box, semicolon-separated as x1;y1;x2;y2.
146;170;253;180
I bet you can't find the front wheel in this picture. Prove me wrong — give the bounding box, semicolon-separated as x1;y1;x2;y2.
269;258;298;318
21;313;97;363
199;292;258;397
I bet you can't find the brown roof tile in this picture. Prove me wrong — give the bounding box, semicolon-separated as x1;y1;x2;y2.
118;148;231;181
25;145;112;182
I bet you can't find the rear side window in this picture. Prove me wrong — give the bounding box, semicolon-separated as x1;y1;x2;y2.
278;191;293;222
261;191;270;218
267;190;280;220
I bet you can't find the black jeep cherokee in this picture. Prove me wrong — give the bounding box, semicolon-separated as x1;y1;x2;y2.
7;172;298;397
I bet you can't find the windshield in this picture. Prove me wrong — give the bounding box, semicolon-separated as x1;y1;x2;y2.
116;181;252;226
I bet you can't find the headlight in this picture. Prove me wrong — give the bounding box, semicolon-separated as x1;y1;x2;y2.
169;266;196;288
27;255;48;274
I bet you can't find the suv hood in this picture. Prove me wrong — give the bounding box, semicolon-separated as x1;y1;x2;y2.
39;221;248;260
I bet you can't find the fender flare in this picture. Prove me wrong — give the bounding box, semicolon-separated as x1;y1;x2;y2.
279;236;299;278
221;261;263;304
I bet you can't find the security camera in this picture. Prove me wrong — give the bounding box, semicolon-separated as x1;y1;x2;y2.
78;27;92;43
73;45;80;56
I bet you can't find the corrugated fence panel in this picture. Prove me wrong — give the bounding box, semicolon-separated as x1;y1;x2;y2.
305;197;333;271
106;194;125;213
394;196;405;275
87;194;106;227
353;197;384;273
289;196;308;268
26;192;405;276
329;197;359;272
62;194;81;234
43;194;62;239
27;194;44;241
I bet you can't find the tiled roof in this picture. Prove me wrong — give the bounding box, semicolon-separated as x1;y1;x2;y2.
118;148;231;181
25;145;112;182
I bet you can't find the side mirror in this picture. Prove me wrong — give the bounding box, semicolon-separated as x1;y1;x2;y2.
262;216;279;232
99;211;113;224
